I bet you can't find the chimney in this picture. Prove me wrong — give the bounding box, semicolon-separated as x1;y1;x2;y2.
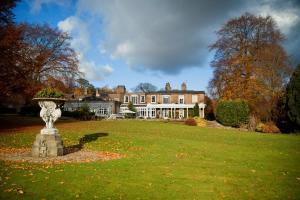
181;82;187;91
96;88;100;97
116;85;126;94
165;82;171;91
84;87;88;96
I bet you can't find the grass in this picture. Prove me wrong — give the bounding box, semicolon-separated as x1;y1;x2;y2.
0;115;300;199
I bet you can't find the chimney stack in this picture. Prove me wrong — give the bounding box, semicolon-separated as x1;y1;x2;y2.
165;82;171;92
181;82;187;91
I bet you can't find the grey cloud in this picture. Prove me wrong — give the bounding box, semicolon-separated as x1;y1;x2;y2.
77;0;300;73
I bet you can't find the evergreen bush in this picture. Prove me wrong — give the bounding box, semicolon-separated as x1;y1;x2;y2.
216;100;250;127
193;103;199;117
35;88;64;98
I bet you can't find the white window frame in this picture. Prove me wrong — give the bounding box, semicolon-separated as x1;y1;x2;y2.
162;95;170;104
192;95;198;103
124;95;129;103
140;95;145;103
178;95;184;104
131;95;138;105
151;95;156;103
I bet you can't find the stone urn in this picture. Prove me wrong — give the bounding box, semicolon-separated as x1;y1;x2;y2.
32;98;66;157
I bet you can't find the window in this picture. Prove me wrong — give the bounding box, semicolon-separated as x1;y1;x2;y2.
192;95;198;103
124;95;129;103
140;95;145;103
96;108;108;116
179;95;184;104
131;95;138;104
152;109;156;118
151;95;156;103
162;95;170;104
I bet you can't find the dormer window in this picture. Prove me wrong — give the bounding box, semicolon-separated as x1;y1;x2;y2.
178;95;184;104
151;95;156;103
140;95;145;103
162;95;170;104
124;95;129;103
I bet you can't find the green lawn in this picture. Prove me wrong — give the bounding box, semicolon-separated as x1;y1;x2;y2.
0;116;300;199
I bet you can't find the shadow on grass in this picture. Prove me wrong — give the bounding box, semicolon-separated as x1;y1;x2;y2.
0;114;76;132
64;132;108;155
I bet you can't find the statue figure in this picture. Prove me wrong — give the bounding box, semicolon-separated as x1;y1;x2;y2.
39;101;61;129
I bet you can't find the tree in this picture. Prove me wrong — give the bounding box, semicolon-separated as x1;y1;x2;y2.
134;83;157;93
193;103;199;117
285;64;300;129
127;101;136;118
128;101;136;112
0;0;18;27
73;78;95;97
0;23;81;104
209;13;291;121
0;0;23;104
204;96;215;120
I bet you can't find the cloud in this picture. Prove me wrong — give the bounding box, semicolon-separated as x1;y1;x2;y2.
29;0;69;13
58;16;90;53
257;5;299;34
79;60;114;81
252;0;300;66
58;16;113;81
76;0;300;74
77;0;245;74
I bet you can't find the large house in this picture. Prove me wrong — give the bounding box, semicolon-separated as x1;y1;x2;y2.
120;82;205;119
64;82;205;119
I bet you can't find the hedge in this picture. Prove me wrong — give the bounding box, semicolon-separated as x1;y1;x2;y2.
216;100;250;127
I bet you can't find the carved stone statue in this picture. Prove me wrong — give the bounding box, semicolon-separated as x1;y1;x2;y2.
39;101;61;131
32;98;65;157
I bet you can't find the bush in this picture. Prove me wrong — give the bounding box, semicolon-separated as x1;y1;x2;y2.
193;103;199;117
185;118;197;126
20;104;40;116
216;100;250;127
35;87;64;98
194;117;206;127
62;104;95;120
263;122;280;133
255;122;265;132
0;106;17;114
255;122;280;133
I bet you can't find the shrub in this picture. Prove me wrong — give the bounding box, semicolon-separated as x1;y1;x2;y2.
20;103;40;116
204;96;215;120
0;106;17;114
35;88;64;98
262;122;280;133
193;103;199;117
185;118;197;126
216;100;250;127
194;117;206;127
255;122;280;133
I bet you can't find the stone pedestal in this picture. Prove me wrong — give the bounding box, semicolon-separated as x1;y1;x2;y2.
32;131;64;157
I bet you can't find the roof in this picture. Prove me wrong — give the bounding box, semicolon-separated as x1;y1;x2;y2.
124;90;205;95
148;90;205;95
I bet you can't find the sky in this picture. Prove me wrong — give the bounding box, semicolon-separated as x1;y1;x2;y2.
14;0;300;92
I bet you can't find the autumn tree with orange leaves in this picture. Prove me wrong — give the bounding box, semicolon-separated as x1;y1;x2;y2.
0;0;81;107
209;13;292;121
